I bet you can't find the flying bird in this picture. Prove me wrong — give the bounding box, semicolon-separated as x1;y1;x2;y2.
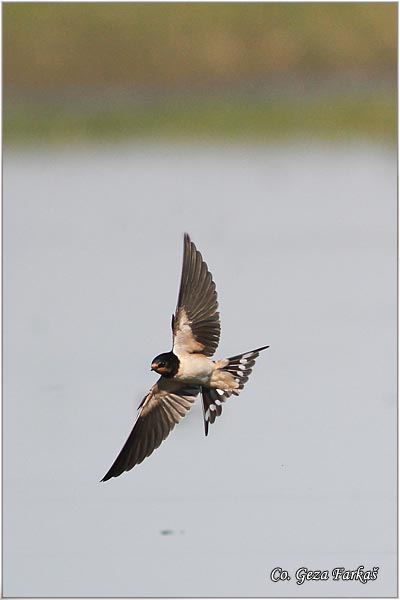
101;233;268;481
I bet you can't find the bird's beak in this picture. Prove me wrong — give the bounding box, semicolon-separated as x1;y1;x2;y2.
151;363;158;371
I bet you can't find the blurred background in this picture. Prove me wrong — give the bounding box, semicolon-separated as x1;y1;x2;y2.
4;2;397;143
4;3;397;598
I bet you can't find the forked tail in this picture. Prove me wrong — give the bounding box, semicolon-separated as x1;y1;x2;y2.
201;345;269;435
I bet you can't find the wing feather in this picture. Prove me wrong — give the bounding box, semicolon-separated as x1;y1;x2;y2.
173;233;220;356
101;378;199;481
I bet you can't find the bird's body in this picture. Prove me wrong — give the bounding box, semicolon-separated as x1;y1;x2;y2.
174;352;215;386
102;233;268;481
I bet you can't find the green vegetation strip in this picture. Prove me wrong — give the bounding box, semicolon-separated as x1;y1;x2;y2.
4;94;396;144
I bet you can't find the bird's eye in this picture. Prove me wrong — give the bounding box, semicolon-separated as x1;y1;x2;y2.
159;362;165;367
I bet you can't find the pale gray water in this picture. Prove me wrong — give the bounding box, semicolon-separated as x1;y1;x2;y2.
4;141;397;597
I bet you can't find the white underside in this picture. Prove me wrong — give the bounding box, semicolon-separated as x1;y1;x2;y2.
174;352;215;385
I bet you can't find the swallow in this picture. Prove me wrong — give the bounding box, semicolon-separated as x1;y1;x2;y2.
101;233;268;481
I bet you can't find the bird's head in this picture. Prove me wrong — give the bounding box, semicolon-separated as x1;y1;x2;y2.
151;352;180;377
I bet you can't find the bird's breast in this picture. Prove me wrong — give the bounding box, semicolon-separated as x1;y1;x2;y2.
175;353;214;385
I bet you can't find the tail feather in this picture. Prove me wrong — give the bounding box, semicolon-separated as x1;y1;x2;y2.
201;345;269;435
201;387;223;436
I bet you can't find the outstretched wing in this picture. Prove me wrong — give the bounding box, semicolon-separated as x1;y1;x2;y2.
172;233;220;357
101;378;200;481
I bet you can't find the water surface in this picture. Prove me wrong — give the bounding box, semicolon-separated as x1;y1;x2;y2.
4;141;397;597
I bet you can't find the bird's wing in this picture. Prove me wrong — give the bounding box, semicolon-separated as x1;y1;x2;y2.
101;378;200;481
172;233;220;357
